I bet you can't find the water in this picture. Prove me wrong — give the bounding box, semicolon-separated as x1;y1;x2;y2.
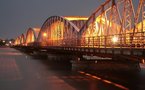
0;47;145;90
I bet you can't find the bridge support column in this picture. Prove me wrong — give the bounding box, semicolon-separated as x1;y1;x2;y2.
72;55;141;72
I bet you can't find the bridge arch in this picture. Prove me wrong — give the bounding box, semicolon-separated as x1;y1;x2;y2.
79;0;135;47
19;34;25;45
37;16;80;46
25;28;40;46
14;36;21;45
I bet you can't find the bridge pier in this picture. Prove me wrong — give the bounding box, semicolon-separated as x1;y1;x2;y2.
13;46;143;72
71;55;141;72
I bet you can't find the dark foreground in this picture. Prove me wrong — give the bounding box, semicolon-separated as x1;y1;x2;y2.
0;47;145;90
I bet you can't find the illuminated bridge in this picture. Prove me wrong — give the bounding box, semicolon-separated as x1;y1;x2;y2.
14;0;145;63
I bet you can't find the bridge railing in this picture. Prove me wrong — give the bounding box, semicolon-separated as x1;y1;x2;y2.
39;31;145;49
78;32;145;48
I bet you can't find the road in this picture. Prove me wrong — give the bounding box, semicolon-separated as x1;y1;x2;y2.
0;47;129;90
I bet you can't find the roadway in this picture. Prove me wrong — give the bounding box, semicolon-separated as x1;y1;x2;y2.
0;47;138;90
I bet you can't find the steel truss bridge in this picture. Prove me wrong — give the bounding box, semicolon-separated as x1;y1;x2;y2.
14;0;145;63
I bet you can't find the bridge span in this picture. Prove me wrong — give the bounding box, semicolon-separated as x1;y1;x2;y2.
14;0;145;64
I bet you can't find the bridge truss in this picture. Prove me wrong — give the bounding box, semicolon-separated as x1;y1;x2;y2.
14;0;145;60
32;0;145;49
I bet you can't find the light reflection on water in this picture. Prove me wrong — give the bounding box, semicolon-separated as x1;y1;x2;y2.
0;52;22;55
29;52;145;90
0;47;145;90
140;64;145;69
20;49;145;90
139;63;145;77
0;48;22;55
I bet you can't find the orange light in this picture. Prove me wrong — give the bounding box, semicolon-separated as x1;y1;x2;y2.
141;59;145;64
43;32;47;37
112;36;118;43
64;16;88;21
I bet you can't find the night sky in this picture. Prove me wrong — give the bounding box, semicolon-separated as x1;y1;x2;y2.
0;0;138;39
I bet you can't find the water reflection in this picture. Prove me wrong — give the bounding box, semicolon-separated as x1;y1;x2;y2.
0;48;22;55
25;51;145;90
1;48;145;90
23;52;127;90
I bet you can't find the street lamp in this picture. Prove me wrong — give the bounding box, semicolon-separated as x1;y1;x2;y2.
43;32;47;46
112;36;118;44
2;40;5;43
43;32;47;37
9;41;12;44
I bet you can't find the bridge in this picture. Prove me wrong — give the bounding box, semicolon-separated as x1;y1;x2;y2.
14;0;145;64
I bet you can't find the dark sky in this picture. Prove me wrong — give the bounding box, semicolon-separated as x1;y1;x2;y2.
0;0;138;39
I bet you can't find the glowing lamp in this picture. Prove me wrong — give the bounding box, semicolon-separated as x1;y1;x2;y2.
112;36;118;43
9;41;12;44
3;40;5;43
43;32;47;37
141;59;145;64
